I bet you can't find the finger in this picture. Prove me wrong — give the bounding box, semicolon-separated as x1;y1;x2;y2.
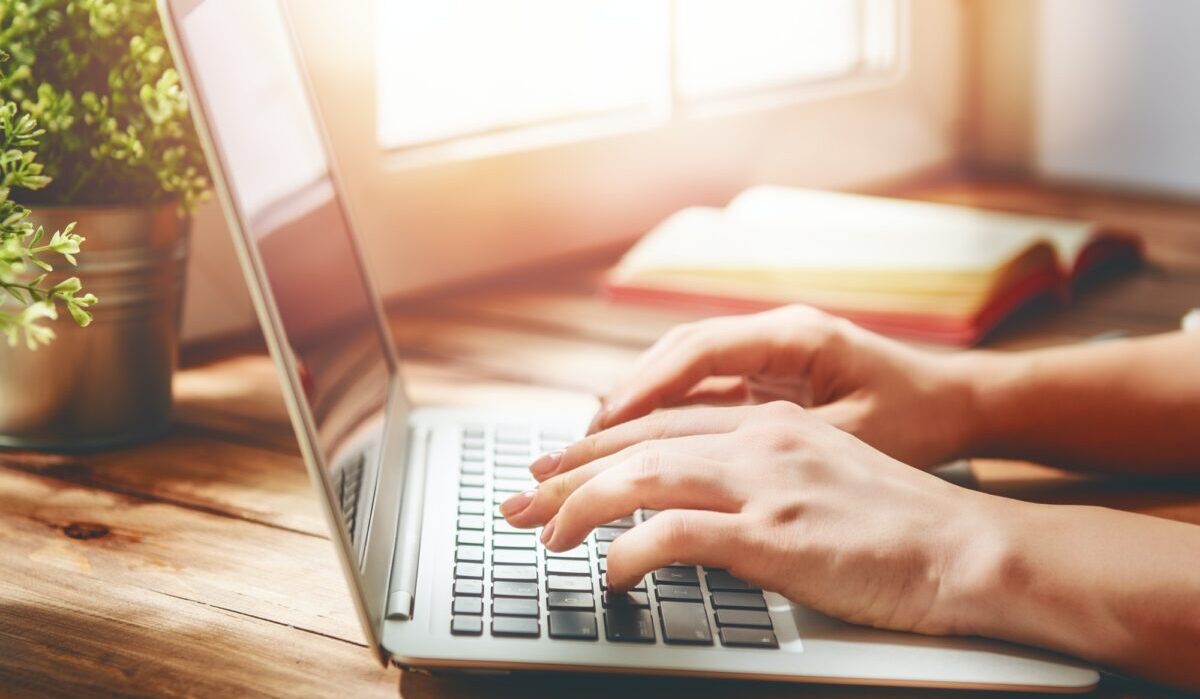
662;377;751;409
604;509;743;591
544;449;741;551
594;307;832;432
530;405;747;482
512;433;738;528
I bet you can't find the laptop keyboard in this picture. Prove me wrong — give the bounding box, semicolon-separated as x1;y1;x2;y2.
448;424;779;649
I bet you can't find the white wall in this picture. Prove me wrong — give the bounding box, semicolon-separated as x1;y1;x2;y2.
1035;0;1200;197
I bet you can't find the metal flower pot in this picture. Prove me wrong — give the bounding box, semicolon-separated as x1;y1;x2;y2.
0;204;189;451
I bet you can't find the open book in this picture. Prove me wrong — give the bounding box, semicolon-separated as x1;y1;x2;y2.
605;187;1141;345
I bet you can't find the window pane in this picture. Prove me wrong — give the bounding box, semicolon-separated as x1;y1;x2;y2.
377;0;668;149
674;0;863;99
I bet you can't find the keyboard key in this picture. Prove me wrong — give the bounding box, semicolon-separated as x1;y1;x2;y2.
540;429;575;442
461;449;486;462
597;559;608;574
455;546;484;563
546;559;590;576
492;520;531;535
458;501;486;515
546;545;589;560
460;474;485;488
493;455;534;469
596;541;610;557
458;487;485;501
547;575;592;592
461;437;486;452
457;516;485;531
452;597;483;615
656;584;702;603
710;592;768;610
493;581;538;598
714;610;773;628
462;426;485;440
705;569;758;592
494;466;533;481
451;616;483;636
493;598;539;617
719;627;779;648
454;563;483;579
493;534;536;549
659;601;713;645
495;444;531;457
549;611;598;640
547;591;594;610
495;427;530;444
454;580;484;597
456;531;484;546
604;515;636;529
493;549;536;565
593;527;625;542
493;565;537;582
492;617;539;638
460;461;485;475
604;608;656;643
653;567;699;586
602;591;649;608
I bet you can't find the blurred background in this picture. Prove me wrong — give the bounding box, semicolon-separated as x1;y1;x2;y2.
181;0;1200;343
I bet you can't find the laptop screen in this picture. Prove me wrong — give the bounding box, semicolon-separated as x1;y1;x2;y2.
174;0;391;562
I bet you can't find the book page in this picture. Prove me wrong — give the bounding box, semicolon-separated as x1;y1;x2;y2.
723;186;1098;272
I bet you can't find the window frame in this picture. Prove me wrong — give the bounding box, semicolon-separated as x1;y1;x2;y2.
374;0;908;167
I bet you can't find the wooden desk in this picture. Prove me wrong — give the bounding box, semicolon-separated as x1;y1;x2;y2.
2;178;1198;698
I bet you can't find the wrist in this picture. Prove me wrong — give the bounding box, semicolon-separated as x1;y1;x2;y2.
943;350;1031;458
934;490;1036;638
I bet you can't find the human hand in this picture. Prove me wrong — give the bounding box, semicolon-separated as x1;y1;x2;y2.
502;401;995;635
588;305;980;469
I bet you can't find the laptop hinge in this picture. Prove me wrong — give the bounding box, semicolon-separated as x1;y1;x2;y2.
385;425;429;620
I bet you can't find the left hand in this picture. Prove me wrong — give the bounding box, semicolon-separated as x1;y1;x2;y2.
500;401;996;635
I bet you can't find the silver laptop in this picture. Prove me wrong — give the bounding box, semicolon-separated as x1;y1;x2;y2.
160;0;1098;691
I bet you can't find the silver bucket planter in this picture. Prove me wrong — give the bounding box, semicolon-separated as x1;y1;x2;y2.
0;204;189;451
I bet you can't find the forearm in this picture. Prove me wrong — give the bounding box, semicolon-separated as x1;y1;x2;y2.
954;331;1200;474
951;497;1200;690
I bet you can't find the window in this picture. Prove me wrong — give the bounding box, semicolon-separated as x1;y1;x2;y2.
376;0;900;154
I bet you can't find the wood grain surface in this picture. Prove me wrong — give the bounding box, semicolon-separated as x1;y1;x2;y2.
2;178;1198;698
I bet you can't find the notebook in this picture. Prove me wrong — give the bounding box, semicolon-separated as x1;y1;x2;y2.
604;186;1141;345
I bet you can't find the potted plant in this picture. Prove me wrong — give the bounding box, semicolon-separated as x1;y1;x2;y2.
0;0;209;450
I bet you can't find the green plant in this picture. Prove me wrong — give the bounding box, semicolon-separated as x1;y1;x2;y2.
1;93;95;348
0;0;210;211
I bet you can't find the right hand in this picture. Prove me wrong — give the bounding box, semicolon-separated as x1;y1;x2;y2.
582;305;979;470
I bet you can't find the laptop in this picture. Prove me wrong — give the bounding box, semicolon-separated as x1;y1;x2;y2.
159;0;1099;691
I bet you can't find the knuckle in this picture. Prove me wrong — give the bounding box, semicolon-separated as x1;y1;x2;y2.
629;449;663;489
758;399;805;422
661;323;695;345
657;511;696;550
740;416;805;453
774;304;825;323
546;472;575;502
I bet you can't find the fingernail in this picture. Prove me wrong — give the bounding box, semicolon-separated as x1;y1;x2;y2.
540;518;557;547
499;490;536;517
529;450;563;479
